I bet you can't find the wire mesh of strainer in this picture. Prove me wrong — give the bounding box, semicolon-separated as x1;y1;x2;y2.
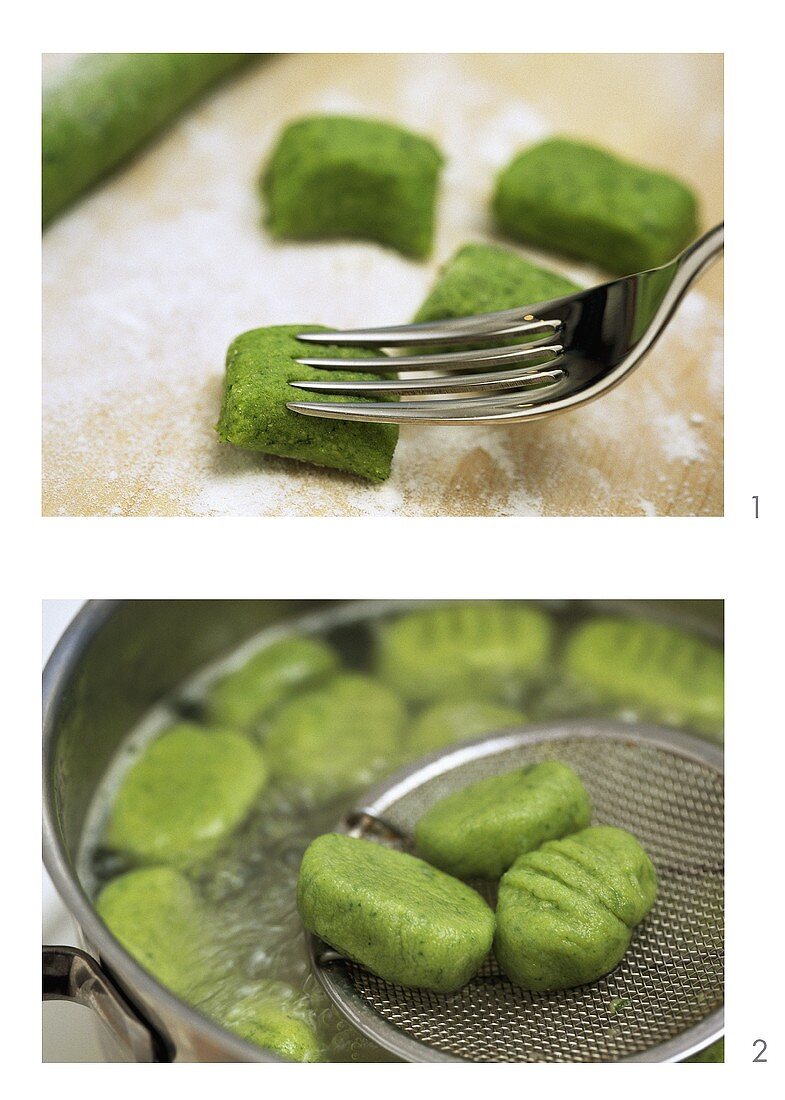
306;720;724;1063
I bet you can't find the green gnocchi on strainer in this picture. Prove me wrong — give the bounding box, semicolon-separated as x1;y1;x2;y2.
376;603;554;706
494;825;658;991
298;833;495;993
415;761;592;880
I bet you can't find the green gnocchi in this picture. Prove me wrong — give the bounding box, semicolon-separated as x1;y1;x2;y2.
494;826;657;990
297;833;495;992
205;636;339;733
376;603;554;706
96;866;206;999
405;700;527;759
563;617;724;738
220;980;324;1062
106;723;268;868
415;761;592;879
263;673;407;797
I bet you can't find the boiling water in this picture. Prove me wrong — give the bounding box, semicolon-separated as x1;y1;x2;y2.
78;601;721;1061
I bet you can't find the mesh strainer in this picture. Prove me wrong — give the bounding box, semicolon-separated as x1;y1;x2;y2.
306;720;724;1063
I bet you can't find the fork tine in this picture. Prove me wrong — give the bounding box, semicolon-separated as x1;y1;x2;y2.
295;341;563;373
289;366;565;397
287;389;556;424
296;309;561;348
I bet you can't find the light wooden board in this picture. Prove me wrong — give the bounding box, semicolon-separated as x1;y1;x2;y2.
42;53;723;516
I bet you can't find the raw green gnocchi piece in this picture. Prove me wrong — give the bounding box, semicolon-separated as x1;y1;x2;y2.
405;700;527;758
414;243;580;335
96;866;206;999
415;761;591;880
262;116;444;259
263;673;407;796
563;617;724;738
297;834;495;992
42;53;251;225
376;603;554;706
205;636;339;733
106;722;268;867
492;138;699;275
219;980;324;1062
216;325;398;483
494;825;657;990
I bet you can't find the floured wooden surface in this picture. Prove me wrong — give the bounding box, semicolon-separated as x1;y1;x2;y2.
42;53;723;516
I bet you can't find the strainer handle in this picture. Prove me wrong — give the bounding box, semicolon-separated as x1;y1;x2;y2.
43;945;166;1062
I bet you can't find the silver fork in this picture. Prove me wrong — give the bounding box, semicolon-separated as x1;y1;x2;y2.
287;223;723;425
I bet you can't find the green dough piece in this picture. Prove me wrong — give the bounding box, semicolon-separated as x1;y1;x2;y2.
376;603;554;706
494;825;657;990
216;325;398;483
263;673;407;796
219;981;324;1062
262;116;443;259
42;53;251;225
492;138;699;276
415;761;592;879
414;243;580;341
406;700;527;758
685;1039;724;1063
205;636;339;733
563;617;724;738
96;867;205;999
297;834;495;992
106;722;267;867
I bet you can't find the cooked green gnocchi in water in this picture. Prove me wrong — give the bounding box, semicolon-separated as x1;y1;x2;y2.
82;602;722;1061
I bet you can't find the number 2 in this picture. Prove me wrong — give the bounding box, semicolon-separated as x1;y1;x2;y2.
753;1038;767;1062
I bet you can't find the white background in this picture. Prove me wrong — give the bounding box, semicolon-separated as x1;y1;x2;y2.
15;0;785;1090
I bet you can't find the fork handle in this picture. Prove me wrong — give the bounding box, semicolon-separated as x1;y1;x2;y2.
676;222;724;286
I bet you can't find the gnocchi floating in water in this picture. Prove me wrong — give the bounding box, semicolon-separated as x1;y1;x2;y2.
205;636;339;734
415;761;591;880
297;833;495;992
494;825;657;990
376;603;554;706
96;866;206;999
221;980;324;1062
263;673;407;797
106;723;268;867
562;617;724;738
405;700;527;759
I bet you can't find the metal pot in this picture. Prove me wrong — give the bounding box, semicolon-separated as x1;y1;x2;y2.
42;599;723;1062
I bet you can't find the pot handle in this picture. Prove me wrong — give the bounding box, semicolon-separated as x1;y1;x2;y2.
43;945;167;1062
